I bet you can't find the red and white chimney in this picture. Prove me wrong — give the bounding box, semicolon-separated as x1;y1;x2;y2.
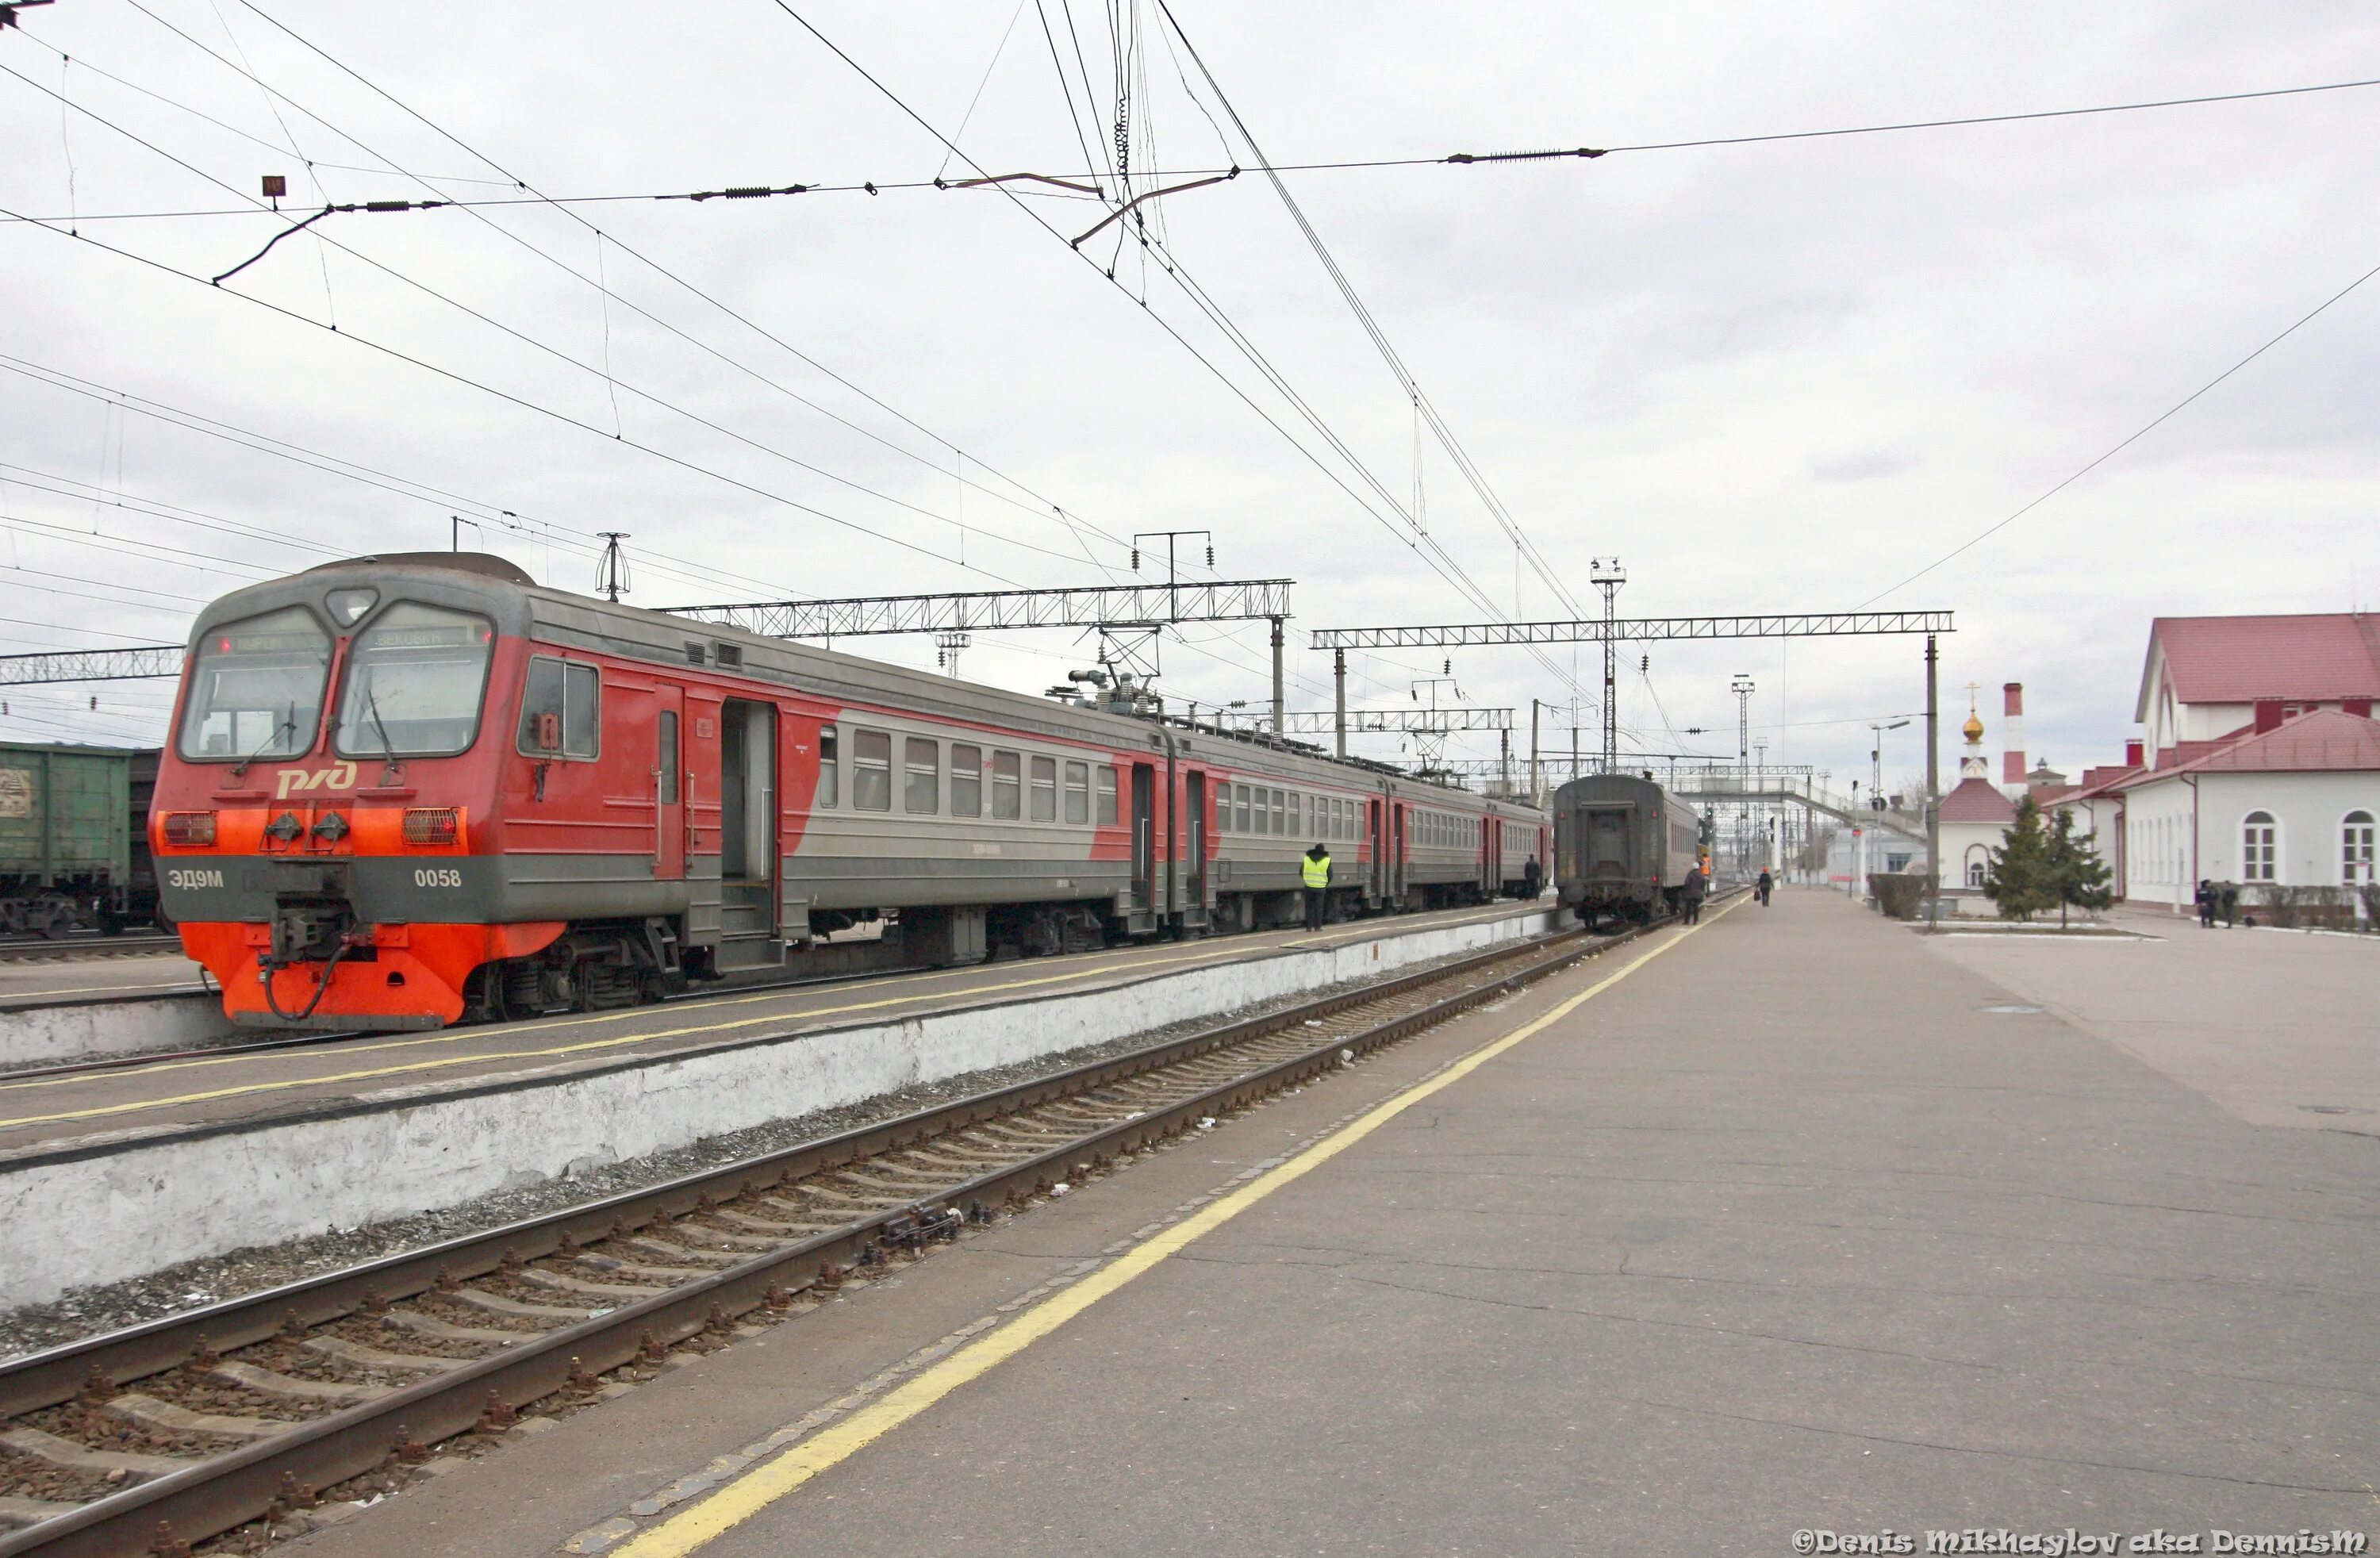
2002;682;2026;786
2124;739;2144;768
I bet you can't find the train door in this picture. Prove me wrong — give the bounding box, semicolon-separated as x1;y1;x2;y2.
1392;802;1407;900
653;688;685;881
717;699;779;960
1483;816;1497;894
1184;769;1208;926
1368;796;1386;900
1130;762;1157;917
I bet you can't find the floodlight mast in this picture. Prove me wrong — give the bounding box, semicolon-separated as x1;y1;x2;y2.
1588;558;1626;773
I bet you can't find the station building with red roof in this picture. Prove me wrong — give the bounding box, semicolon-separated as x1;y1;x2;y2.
2051;614;2380;914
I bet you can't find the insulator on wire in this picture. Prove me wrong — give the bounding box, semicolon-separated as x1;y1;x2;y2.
1130;549;1140;570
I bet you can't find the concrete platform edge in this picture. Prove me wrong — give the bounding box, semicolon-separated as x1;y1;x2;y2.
0;908;1555;1310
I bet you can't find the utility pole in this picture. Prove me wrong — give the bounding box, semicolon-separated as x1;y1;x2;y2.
1499;726;1511;797
1269;616;1285;737
1334;648;1348;758
1589;558;1625;773
596;532;630;603
1529;697;1541;802
1924;635;1941;931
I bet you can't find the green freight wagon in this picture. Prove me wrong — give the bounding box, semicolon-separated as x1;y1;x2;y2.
0;742;160;937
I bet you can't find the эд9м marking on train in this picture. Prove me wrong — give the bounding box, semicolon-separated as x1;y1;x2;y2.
149;554;1551;1031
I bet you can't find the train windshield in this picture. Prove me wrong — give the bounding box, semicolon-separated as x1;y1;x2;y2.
177;606;332;762
332;602;496;758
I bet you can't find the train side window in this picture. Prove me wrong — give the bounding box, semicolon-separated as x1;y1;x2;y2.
1235;784;1250;833
852;729;892;811
1289;794;1301;835
1096;765;1119;825
816;727;838;808
1063;760;1090;824
992;750;1021;819
516;658;600;759
658;712;679;804
950;743;982;817
1030;756;1058;822
904;737;939;814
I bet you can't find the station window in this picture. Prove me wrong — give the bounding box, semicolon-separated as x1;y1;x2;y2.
2347;811;2377;884
1063;760;1090;824
851;729;892;812
992;750;1021;819
516;657;601;760
2242;811;2276;881
816;726;838;808
1096;766;1119;826
904;737;939;814
1031;755;1058;822
950;744;982;817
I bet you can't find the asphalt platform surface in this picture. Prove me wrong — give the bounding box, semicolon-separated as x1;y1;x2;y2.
280;888;2375;1557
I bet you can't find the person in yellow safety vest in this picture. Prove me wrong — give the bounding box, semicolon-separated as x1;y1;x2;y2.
1301;842;1332;931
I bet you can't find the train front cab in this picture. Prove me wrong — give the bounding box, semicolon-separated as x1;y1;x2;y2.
153;559;575;1030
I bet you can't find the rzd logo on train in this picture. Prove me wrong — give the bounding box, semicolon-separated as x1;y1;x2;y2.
274;762;359;799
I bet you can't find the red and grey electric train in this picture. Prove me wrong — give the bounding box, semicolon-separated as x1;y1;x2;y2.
150;554;1550;1031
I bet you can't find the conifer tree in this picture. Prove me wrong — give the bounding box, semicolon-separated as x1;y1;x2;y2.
2044;809;2115;927
1984;796;2056;921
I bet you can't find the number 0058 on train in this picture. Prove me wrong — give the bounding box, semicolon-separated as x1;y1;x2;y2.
150;554;1551;1030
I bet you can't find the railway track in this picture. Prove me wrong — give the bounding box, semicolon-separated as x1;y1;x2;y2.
0;915;1663;1556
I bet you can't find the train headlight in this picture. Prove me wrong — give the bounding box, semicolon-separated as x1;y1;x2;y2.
326;587;378;627
402;807;461;846
161;811;217;847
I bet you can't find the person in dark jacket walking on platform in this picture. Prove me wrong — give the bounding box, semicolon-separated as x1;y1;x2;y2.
1680;863;1706;924
2195;880;2216;927
1301;842;1332;931
1756;868;1773;907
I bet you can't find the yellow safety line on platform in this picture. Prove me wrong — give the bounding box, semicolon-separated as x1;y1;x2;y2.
0;903;1528;1102
0;904;1539;1130
606;896;1737;1558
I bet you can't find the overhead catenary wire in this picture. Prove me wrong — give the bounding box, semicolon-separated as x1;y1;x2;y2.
1864;250;2380;603
217;0;1145;578
154;5;1342;709
762;0;1589;727
14;66;2380;226
5;22;1493;748
0;56;1118;588
1153;0;1587;626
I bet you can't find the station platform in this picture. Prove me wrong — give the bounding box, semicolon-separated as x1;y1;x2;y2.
2;901;1563;1310
274;885;2374;1556
0;901;1540;1161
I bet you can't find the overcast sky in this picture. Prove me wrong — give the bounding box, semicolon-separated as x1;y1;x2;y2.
2;0;2375;795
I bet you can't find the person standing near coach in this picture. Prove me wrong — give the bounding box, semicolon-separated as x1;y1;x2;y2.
1302;841;1333;931
1680;860;1706;924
